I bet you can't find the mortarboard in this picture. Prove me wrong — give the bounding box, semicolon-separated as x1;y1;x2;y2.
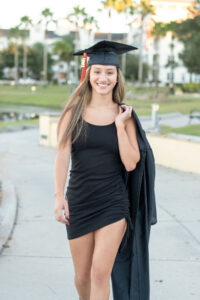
73;40;138;81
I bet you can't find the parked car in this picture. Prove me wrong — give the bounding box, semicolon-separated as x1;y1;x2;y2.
18;78;36;85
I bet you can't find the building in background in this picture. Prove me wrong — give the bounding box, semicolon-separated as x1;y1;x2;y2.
128;0;198;84
0;1;199;84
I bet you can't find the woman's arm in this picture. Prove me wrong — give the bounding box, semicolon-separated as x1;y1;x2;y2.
54;144;71;198
116;114;140;172
54;108;72;224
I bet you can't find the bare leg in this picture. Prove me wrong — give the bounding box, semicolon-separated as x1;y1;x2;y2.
68;232;95;300
90;218;127;300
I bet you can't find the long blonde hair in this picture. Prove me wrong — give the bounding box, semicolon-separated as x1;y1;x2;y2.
57;66;125;150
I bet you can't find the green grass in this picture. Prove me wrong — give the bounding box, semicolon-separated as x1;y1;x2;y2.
126;97;200;116
0;84;200;117
0;118;39;130
160;124;200;137
0;85;70;109
125;86;200;115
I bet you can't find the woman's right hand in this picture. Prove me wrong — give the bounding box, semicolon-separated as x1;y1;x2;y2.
54;196;70;225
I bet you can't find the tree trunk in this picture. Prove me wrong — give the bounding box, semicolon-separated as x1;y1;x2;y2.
43;28;48;86
74;29;79;82
138;19;144;84
154;38;160;87
23;39;27;80
57;55;61;85
170;42;174;94
14;41;19;85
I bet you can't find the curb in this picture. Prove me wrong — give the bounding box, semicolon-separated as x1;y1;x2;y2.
0;124;38;133
0;176;18;255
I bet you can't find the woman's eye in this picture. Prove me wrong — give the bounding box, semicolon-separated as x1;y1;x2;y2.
93;71;114;75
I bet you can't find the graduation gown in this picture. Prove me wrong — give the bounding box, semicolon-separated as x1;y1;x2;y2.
111;105;157;300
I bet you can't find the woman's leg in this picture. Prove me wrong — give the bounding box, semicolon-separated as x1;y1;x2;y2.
68;231;95;300
90;218;127;300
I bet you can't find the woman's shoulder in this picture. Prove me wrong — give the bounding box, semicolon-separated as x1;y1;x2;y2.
58;108;73;138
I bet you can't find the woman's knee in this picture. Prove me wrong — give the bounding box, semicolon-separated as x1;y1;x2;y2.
91;260;110;283
75;272;91;286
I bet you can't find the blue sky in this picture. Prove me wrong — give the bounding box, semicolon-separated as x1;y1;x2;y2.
0;0;128;32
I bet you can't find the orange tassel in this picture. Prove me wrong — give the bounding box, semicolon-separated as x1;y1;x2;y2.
80;52;87;82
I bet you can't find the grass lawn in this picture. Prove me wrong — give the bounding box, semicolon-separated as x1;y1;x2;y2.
0;85;70;109
0;118;39;130
0;85;200;116
0;85;200;136
125;97;200;116
125;86;200;115
160;124;200;137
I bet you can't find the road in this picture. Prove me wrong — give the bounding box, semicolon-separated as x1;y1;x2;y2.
0;128;199;300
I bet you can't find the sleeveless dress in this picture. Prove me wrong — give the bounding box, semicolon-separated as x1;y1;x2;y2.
65;116;133;253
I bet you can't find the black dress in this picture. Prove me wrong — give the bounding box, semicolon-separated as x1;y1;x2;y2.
65;117;133;253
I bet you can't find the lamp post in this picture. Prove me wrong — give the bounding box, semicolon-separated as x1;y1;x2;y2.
151;103;160;132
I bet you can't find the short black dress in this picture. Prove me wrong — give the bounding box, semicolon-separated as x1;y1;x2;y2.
65;116;133;253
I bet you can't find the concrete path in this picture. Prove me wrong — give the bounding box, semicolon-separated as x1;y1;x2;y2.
140;112;200;130
0;128;199;300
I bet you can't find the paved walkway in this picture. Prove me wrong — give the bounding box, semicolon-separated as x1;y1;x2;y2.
0;128;199;300
140;111;200;128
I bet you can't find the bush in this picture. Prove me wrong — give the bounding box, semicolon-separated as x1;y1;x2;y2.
181;82;200;93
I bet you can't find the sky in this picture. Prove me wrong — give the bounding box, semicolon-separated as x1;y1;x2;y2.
0;0;128;33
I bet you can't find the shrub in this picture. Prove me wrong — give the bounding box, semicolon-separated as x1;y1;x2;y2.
181;82;200;93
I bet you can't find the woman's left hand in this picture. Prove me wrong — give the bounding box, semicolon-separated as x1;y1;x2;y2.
115;104;133;128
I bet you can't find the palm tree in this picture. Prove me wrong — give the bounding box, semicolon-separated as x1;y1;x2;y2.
102;0;132;75
83;15;99;37
38;8;57;86
151;21;167;85
52;41;73;84
19;16;32;80
66;6;88;81
129;0;155;84
8;26;21;85
165;34;178;94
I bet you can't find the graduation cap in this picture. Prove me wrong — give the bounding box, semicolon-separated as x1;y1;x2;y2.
73;40;138;82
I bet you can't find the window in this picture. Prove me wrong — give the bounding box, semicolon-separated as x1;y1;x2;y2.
167;73;170;80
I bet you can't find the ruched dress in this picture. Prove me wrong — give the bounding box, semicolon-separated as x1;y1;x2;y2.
65;117;133;253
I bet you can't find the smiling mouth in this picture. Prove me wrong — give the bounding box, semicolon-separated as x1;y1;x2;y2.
97;83;109;88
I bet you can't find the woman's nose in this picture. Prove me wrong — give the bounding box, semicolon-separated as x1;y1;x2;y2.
98;73;107;82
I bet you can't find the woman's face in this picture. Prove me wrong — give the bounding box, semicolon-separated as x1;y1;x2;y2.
89;65;118;96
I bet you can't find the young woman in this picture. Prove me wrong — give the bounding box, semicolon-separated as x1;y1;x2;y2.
54;40;140;300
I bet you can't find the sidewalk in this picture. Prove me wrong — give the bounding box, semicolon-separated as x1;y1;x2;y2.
141;112;200;142
0;128;199;300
